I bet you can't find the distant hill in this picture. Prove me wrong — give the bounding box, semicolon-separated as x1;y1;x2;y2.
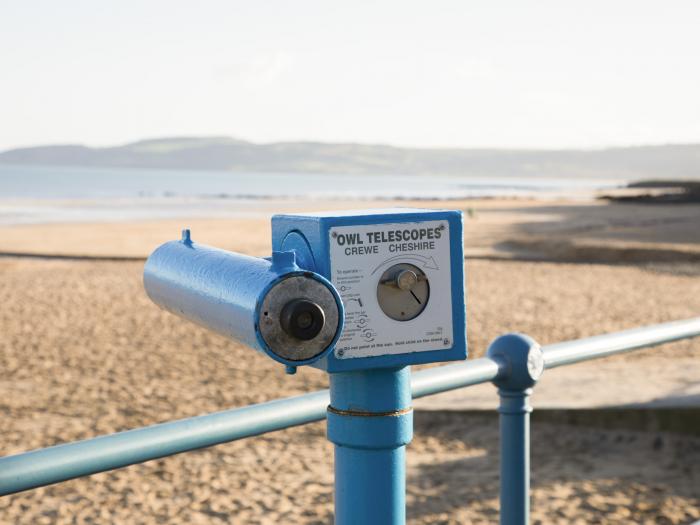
1;136;699;180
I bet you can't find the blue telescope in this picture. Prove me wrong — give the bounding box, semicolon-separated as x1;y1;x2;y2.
144;229;344;369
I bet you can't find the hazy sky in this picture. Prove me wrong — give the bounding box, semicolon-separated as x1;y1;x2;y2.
2;1;699;151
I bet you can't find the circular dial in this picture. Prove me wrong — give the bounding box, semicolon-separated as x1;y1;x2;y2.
376;263;429;321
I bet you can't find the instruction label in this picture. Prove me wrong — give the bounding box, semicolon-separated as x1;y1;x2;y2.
330;220;454;359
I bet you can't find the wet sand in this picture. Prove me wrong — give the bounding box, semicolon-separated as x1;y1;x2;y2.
1;198;699;523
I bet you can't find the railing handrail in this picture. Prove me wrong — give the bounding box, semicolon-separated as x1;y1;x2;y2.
543;317;700;368
1;316;699;497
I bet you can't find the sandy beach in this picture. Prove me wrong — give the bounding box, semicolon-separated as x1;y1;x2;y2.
1;197;699;523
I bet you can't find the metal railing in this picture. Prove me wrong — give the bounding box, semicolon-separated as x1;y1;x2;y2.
1;317;700;524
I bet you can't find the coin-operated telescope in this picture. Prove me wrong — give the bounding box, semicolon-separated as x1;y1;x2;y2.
145;209;466;372
144;208;467;524
144;230;344;371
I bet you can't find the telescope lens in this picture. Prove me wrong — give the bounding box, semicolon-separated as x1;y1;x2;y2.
280;299;325;341
296;312;313;329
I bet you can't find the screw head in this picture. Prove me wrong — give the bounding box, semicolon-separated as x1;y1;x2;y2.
396;269;418;291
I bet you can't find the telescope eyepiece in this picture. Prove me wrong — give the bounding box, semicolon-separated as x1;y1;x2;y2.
280;299;325;341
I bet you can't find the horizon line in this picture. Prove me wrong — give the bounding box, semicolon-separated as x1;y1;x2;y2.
3;135;700;155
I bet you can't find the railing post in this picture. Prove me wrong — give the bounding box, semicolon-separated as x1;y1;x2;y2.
488;334;544;525
327;367;413;525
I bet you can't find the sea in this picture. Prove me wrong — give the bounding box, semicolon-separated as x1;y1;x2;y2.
0;164;626;225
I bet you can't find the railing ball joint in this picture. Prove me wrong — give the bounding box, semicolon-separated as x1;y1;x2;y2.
488;333;544;392
487;333;543;525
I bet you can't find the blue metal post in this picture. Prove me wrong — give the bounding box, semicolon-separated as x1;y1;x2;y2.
327;367;413;525
488;334;544;525
498;388;533;525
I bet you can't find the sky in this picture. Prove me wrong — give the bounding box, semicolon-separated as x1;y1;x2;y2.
1;1;699;151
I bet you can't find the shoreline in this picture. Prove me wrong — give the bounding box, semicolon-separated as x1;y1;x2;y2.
0;196;698;266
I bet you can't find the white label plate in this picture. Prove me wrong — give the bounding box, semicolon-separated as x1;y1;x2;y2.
329;220;453;359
